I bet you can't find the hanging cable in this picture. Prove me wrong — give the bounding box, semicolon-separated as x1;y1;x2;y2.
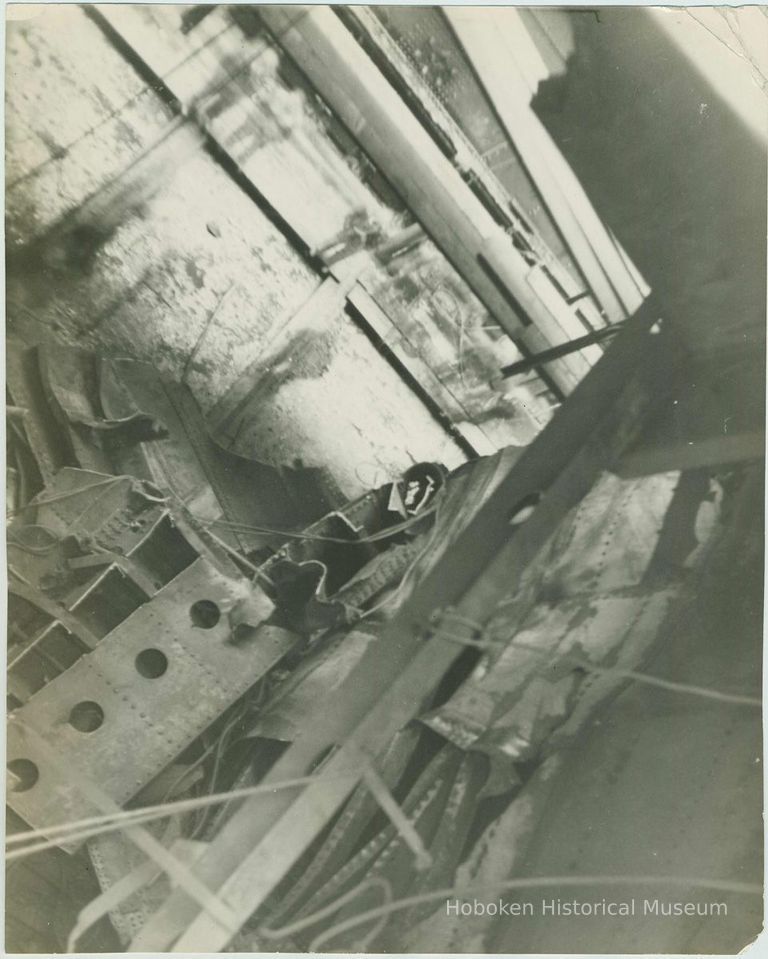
434;629;761;708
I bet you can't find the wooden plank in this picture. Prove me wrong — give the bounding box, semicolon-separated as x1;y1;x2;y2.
345;5;600;336
257;6;593;393
132;298;682;951
445;7;648;322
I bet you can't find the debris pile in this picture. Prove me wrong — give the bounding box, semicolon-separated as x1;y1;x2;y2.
7;342;726;951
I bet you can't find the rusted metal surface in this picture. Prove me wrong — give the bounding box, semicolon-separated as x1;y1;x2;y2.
6;2;597;499
8;339;330;548
420;470;681;762
75;6;474;491
90;0;606;420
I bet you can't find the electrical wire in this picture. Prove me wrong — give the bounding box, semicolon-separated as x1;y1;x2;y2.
200;525;275;587
259;873;762;948
434;629;761;708
189;703;251;839
156;696;257;816
257;877;392;951
207;501;438;546
6;475;127;518
356;511;443;621
6;775;329;860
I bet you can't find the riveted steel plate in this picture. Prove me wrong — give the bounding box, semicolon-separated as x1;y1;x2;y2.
7;558;297;847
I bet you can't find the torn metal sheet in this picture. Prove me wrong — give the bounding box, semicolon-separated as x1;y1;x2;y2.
420;470;682;765
249;627;379;741
113;357;331;547
534;470;681;597
7;341;74;482
136;307;682;952
9;341;329;556
423;588;677;770
39;346;165;465
368;443;524;612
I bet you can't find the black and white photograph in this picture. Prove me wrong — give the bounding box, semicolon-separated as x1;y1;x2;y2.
3;2;766;954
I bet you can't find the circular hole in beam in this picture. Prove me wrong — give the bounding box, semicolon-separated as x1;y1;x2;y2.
69;701;105;733
135;648;168;679
190;599;220;629
8;759;39;792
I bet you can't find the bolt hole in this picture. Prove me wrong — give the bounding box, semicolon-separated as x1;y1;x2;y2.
69;701;104;733
8;758;39;792
135;648;168;679
190;599;220;629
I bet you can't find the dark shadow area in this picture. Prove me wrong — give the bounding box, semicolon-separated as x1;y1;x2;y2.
534;8;766;356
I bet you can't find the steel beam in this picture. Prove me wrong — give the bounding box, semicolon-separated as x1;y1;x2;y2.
502;323;623;378
617;347;765;475
130;297;683;952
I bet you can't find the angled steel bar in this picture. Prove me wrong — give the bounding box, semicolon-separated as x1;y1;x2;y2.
130;296;684;952
501;322;624;378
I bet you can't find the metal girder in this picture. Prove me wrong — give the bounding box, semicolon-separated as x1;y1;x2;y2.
130;296;683;951
616;347;765;475
501;322;623;378
7;559;296;849
619;431;765;476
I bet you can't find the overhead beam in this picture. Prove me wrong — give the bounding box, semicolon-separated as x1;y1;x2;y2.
619;431;765;476
617;347;765;475
258;5;592;393
340;7;610;336
445;7;649;322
